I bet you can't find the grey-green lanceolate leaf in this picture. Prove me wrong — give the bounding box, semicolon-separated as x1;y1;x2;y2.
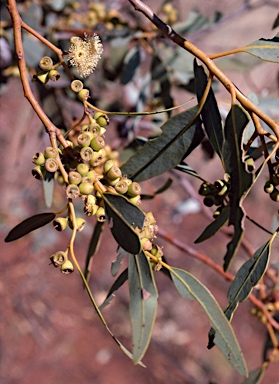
103;193;145;254
170;267;248;377
129;253;158;364
194;60;223;160
241;363;268;384
242;33;279;63
224;241;271;322
121;106;204;182
222;104;254;270
195;205;230;243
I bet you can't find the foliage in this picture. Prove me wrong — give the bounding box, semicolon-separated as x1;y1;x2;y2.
2;0;279;382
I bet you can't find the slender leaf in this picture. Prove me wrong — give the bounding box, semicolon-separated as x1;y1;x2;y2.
129;253;158;364
151;55;173;113
99;268;129;310
121;106;203;182
84;221;104;283
194;60;223;160
175;162;205;181
5;212;56;242
242;34;279;63
141;178;173;200
43;171;54;208
194;206;230;243
120;45;141;84
111;247;129;277
103;193;145;254
242;363;268;384
170;267;248;376
222;105;254;270
272;14;279;29
225;242;271;321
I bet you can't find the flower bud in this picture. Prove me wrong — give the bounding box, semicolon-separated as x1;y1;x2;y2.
84;194;98;216
66;184;80;198
61;259;74;274
129;195;141;205
79;182;94;195
104;159;115;173
68;171;82;185
50;251;68;267
144;212;156;226
199;182;212;196
94;112;109;127
106;165;122;180
53;217;68;231
90;135;105;151
70;79;84;93
39;56;53;71
86;170;97;182
48;69;60;82
76;163;89;176
270;189;279;202
32;152;45;166
127;182;141;197
80;146;94;161
78;89;90;101
214;180;228;196
141;237;152;251
203;195;215;207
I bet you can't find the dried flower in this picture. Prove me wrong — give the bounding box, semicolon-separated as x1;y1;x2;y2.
68;34;103;78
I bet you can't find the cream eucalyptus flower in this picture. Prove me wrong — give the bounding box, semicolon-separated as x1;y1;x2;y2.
68;34;103;78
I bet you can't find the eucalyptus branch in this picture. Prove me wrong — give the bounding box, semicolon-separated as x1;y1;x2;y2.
127;0;279;137
7;0;69;149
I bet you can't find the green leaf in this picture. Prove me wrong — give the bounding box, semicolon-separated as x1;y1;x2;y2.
129;253;158;364
224;241;271;322
84;221;104;283
120;45;141;85
194;206;230;243
194;60;223;160
242;363;268;384
170;267;248;377
99;268;129;310
242;34;279;63
103;193;145;254
5;212;56;242
222;104;254;270
121;106;203;182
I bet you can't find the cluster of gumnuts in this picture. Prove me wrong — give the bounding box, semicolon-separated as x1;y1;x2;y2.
32;80;163;274
198;173;231;218
33;56;61;85
264;179;279;202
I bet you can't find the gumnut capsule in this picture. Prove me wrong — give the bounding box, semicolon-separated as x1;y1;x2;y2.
77;132;93;148
53;217;68;231
264;181;274;194
94;112;109;127
106;166;122;180
66;184;80;198
48;69;60;82
68;171;82;185
96;207;106;222
44;147;58;159
127;182;141;197
80;146;94;161
32;152;45;166
45;158;58;172
32;166;44;180
76;218;86;232
70;79;84;93
61;259;74;274
114;180;128;194
34;71;49;84
90;135;105;151
39;56;53;71
50;251;68;267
